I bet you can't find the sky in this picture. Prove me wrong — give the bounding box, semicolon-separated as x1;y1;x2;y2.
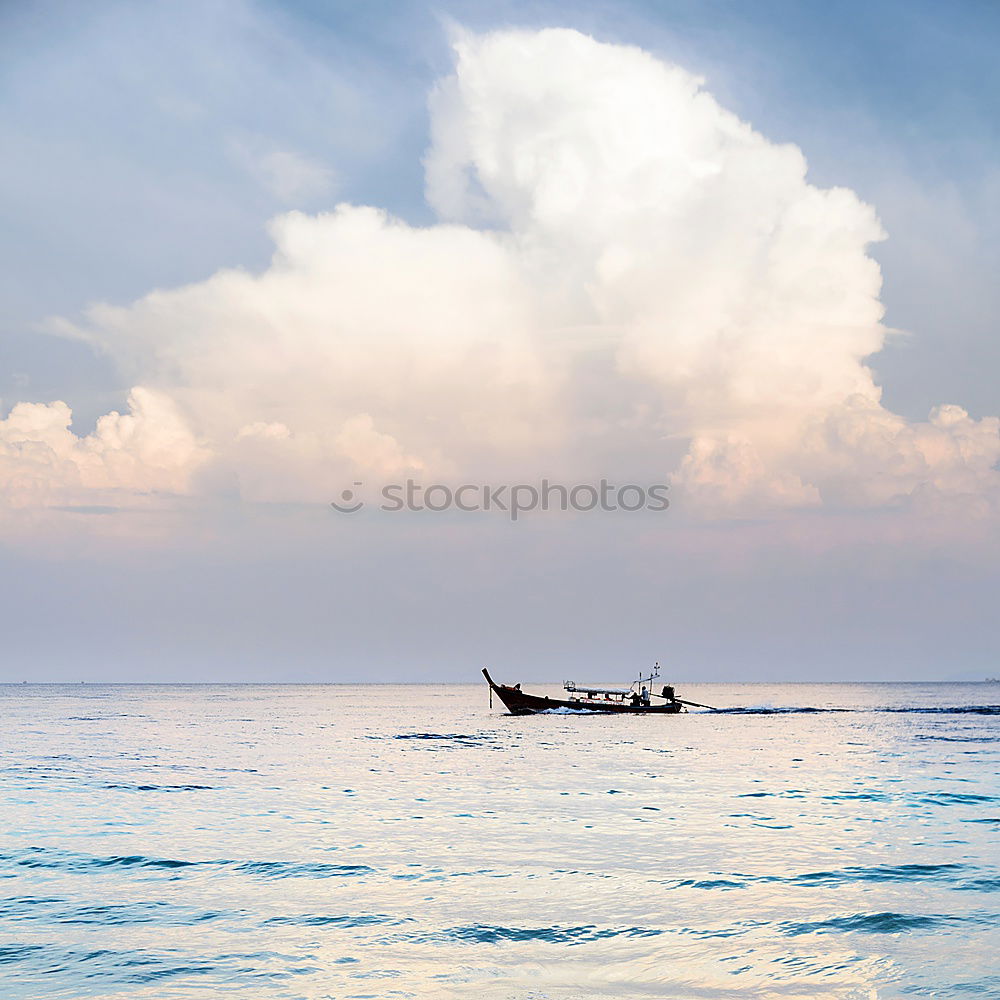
1;0;998;682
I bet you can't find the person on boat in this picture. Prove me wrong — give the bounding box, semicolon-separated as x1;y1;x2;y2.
641;685;649;705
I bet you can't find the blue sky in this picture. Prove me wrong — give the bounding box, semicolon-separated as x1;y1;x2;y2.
0;1;997;681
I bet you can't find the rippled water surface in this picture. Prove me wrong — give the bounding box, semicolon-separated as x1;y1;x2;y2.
1;682;998;999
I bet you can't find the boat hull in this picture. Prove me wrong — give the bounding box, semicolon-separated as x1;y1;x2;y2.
482;669;684;715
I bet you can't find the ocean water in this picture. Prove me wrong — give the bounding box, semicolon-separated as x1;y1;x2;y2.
0;682;997;1000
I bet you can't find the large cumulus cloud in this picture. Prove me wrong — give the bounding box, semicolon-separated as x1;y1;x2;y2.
5;27;998;522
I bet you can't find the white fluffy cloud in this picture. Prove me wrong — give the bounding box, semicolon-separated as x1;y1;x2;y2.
7;28;999;521
0;387;207;508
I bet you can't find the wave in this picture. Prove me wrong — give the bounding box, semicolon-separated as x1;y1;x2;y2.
785;864;964;886
65;714;147;721
780;911;967;935
919;792;997;806
915;734;997;743
102;784;216;792
434;923;663;945
393;732;496;747
821;791;894;802
404;914;986;947
0;943;294;984
234;861;375;878
670;864;973;892
264;912;407;927
818;790;998;805
3;850;199;872
685;878;746;890
955;878;1000;892
0;848;375;881
0;896;230;926
0;944;43;965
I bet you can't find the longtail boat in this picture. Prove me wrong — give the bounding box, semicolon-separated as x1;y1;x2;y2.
482;664;715;715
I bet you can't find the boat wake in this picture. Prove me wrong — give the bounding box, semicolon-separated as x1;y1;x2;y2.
708;704;1000;716
710;706;848;715
538;706;607;715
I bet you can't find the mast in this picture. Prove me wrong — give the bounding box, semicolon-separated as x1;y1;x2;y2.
633;661;660;704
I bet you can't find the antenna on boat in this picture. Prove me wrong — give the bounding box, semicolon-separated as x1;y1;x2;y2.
631;660;661;705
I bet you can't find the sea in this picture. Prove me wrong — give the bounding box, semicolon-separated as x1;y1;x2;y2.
0;682;997;1000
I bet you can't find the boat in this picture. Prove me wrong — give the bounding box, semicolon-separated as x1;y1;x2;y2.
482;664;715;715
